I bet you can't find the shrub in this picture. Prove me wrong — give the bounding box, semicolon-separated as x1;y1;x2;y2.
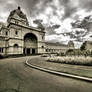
46;56;92;66
0;54;3;59
66;49;92;57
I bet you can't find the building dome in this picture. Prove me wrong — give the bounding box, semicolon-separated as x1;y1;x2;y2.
7;6;29;26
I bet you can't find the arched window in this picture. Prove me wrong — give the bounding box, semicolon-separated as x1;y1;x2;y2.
14;44;18;48
5;31;8;36
13;44;19;54
15;31;18;35
42;36;44;40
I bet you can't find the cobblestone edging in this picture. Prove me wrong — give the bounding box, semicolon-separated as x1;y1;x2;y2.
25;58;92;82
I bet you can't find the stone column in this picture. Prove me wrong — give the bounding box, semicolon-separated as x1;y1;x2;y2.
30;48;32;54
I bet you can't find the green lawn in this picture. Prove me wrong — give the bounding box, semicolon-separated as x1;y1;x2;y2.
30;57;92;78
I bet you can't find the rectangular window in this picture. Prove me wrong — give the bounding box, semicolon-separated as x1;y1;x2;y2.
0;48;1;52
15;31;18;35
2;48;3;53
0;48;3;53
5;32;8;36
46;49;48;52
42;36;44;40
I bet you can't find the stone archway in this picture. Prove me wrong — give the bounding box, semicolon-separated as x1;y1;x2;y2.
23;33;38;55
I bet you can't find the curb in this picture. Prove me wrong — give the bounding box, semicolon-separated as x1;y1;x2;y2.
25;58;92;82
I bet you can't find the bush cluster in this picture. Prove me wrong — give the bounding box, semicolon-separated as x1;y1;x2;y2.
65;49;92;57
47;56;92;66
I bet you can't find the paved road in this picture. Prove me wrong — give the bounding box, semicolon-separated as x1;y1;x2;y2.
0;56;92;92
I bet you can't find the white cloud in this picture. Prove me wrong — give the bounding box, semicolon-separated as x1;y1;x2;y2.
45;34;70;44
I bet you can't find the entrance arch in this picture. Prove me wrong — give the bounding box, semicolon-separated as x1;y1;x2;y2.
23;33;38;55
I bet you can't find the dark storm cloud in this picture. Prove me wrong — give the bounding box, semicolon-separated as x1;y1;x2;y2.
0;0;17;13
16;0;53;17
63;6;77;20
79;0;92;11
1;0;92;19
45;24;60;35
59;0;92;19
5;3;17;11
0;0;7;4
46;27;56;35
45;25;57;35
15;0;73;19
24;0;74;19
14;0;77;21
59;0;78;20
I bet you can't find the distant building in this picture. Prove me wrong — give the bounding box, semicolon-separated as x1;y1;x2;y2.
45;41;74;54
0;7;74;55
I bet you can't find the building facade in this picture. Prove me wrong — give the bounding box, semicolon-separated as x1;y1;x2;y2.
45;42;74;54
0;7;74;56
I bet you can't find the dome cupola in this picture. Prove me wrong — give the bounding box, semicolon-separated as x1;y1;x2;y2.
7;6;29;26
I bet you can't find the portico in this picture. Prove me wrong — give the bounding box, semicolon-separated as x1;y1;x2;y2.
23;33;38;54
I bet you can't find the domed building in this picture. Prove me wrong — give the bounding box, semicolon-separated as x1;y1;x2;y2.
7;6;29;26
0;7;74;56
0;7;45;55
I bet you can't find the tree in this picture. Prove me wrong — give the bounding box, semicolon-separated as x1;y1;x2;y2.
80;41;87;50
33;19;45;30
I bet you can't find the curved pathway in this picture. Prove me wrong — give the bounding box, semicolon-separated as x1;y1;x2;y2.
0;56;92;92
26;57;92;82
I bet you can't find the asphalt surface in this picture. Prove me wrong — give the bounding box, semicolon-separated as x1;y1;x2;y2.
29;56;92;78
0;56;92;92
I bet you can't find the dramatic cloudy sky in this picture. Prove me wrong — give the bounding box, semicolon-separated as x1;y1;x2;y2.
0;0;92;48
